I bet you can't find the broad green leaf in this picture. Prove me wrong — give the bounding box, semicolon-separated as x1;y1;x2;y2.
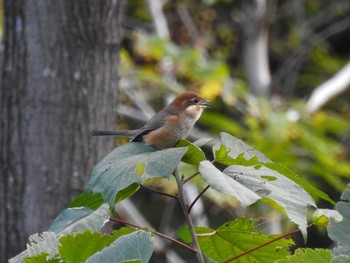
9;232;59;263
115;183;140;204
176;139;206;166
69;192;105;210
215;133;333;205
87;142;187;206
276;248;333;263
224;164;315;238
58;228;135;263
328;186;350;255
199;161;260;206
265;162;335;205
178;218;293;263
214;132;271;164
48;204;110;235
199;160;315;237
86;231;153;263
24;253;61;263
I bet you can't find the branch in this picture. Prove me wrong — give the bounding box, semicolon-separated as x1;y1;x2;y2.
183;172;200;184
140;184;178;200
174;168;206;263
307;60;350;113
188;185;210;214
109;217;196;253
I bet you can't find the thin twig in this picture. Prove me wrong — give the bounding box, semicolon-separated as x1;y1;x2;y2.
183;172;200;184
222;225;309;262
174;168;206;263
140;184;178;200
109;217;196;253
187;185;210;214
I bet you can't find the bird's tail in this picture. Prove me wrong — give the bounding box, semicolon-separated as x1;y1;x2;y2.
90;129;139;137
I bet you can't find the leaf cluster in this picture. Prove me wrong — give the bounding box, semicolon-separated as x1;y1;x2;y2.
10;133;350;263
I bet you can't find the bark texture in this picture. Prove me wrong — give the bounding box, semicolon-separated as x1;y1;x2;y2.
0;1;126;260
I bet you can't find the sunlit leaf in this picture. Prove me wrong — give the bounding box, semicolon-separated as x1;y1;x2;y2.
86;231;153;263
9;232;59;263
48;204;110;236
58;228;136;263
199;161;260;207
179;218;293;263
87;142;187;206
276;248;333;263
200;159;315;237
214;132;271;163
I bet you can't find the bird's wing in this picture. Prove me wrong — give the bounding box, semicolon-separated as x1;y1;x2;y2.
132;108;172;142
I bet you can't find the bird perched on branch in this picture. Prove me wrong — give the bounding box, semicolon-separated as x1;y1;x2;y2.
91;92;210;149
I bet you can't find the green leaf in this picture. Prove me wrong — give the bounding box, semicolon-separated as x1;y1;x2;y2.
214;132;271;164
276;248;333;263
58;228;135;263
199;160;315;238
25;253;61;263
48;204;110;235
115;183;140;204
176;139;206;165
10;232;60;263
199;161;261;206
264;162;335;205
87;142;187;206
86;230;153;263
215;132;333;205
179;218;293;263
69;192;105;210
328;186;350;255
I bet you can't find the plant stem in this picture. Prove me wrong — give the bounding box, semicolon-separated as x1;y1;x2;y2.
110;216;196;253
188;185;210;214
222;226;307;263
174;168;205;263
183;171;200;184
140;184;178;200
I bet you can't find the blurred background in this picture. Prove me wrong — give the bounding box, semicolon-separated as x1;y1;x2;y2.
1;0;350;262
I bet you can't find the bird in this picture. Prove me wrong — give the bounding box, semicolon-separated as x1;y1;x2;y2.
91;92;210;149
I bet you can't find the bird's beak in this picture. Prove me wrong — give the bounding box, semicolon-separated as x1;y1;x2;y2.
200;99;211;108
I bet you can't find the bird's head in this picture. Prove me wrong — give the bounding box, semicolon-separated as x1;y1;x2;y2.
170;92;211;119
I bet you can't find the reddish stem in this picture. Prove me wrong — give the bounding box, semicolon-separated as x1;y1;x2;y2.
109;216;196;253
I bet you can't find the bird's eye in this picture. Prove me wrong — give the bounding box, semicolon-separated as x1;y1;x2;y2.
192;98;199;104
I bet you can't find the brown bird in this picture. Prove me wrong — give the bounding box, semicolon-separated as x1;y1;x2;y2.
91;92;210;149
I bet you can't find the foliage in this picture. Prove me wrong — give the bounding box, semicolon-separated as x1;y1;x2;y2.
179;218;293;262
11;134;350;263
121;1;350;197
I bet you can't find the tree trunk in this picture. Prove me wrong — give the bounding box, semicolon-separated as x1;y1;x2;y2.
0;0;126;260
